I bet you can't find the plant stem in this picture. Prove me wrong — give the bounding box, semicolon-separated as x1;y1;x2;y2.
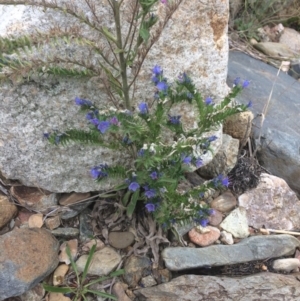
113;1;130;109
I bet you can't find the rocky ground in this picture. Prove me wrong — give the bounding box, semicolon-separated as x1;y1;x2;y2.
2;16;300;301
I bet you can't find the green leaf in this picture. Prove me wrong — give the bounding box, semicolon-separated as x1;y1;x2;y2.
81;244;96;283
85;289;117;300
126;189;140;218
42;284;74;294
102;27;118;44
139;27;150;41
122;190;132;206
66;244;80;285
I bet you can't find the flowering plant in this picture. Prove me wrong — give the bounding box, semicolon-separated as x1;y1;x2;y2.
45;66;250;228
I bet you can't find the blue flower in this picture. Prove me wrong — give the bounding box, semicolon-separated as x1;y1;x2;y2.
138;102;148;114
200;219;209;227
151;75;159;85
233;77;240;86
86;112;94;120
145;203;156;212
209;209;215;215
168;115;181;125
246;100;252;108
222;177;229;187
97;121;110;134
129;182;140;191
43;133;50;140
156;81;168;92
90;118;100;126
205;97;213;105
212;175;229;188
137;149;145;157
75;97;92;106
208;135;217;142
195;158;203;168
90;164;108;179
181;155;192;164
122;136;132;145
145;189;156;199
152;65;163;76
242;80;250;88
149;171;158;180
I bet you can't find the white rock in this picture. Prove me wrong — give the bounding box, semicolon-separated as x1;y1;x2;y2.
220;207;249;238
220;231;234;245
272;258;300;272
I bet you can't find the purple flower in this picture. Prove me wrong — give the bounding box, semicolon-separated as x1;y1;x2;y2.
86;112;94;120
212;175;229;188
138;102;148;114
97;121;110;134
246;100;252;108
160;0;167;3
152;75;159;85
181;155;192;165
150;171;158;180
75;97;92;106
152;65;163;76
208;135;217;142
233;77;240;86
145;203;156;212
200;219;209;227
156;81;168;92
242;80;250;88
129;182;140;192
90;164;108;179
205;97;213;105
145;189;156;199
168;115;181;125
195;158;203;168
109;116;120;126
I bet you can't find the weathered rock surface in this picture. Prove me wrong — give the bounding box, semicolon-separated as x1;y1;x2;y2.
10;186;57;212
239;173;300;230
198;134;239;178
227;51;300;196
272;258;300;273
188;226;220;247
210;191;237;212
76;246;121;276
0;228;59;300
220;207;249;238
0;0;229;193
280;27;300;53
108;231;135;249
0;195;17;228
134;273;300;300
162;234;299;271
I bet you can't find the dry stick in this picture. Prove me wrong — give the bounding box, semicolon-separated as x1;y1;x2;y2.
253;61;283;157
260;228;300;236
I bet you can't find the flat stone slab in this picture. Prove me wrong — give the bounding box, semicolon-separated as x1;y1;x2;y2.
162;234;299;271
134;273;300;300
227;51;300;195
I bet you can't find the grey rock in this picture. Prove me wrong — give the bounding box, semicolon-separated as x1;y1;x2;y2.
0;228;59;300
0;1;229;193
51;227;79;238
60;200;93;220
253;42;297;58
108;231;135;249
272;258;300;272
79;208;94;241
123;255;152;288
134;273;300;301
162;234;299;271
227;51;300;196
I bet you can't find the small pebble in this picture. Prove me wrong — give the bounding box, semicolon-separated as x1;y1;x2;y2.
188;226;220;247
272;258;300;272
108;231;135;249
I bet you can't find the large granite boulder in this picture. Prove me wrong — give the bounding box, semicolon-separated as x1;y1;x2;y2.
227;51;300;196
0;0;229;192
